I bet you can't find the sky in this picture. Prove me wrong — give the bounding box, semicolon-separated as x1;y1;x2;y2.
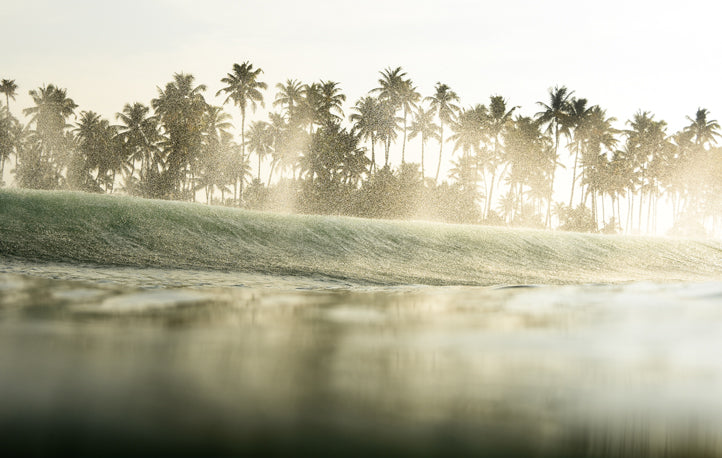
3;0;722;201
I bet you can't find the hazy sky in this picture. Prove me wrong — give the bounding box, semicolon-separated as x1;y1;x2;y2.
4;0;721;151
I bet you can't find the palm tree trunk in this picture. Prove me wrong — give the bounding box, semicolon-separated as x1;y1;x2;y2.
546;128;559;229
647;190;653;234
627;191;633;234
435;123;444;183
268;161;276;185
240;109;246;204
569;140;580;207
638;189;644;233
401;108;407;164
384;138;390;167
486;172;497;219
420;139;425;181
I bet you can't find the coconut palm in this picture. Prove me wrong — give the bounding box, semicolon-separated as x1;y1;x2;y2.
152;73;208;198
264;112;285;184
296;82;324;134
485;95;517;217
425;82;460;182
567;98;593;206
0;79;17;118
624;110;668;232
398;79;421;163
116;102;160;184
685;108;721;148
217;62;267;200
246;120;273;182
581;106;618;205
350;96;381;173
372;67;408;164
535;85;573;227
74;111;124;192
505;116;547;221
273;79;303;118
22;84;78;188
0;114;14;183
376;99;399;167
407;106;440;181
318;80;346;123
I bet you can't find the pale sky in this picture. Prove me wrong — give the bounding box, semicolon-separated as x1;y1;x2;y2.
3;0;722;190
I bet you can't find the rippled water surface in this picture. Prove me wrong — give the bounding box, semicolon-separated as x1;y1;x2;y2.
3;266;722;457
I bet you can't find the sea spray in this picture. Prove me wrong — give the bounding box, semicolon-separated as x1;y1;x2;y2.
2;188;722;286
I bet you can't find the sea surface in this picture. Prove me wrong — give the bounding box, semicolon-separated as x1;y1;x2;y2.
3;189;722;456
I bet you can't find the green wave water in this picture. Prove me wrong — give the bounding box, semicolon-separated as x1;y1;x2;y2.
2;188;722;286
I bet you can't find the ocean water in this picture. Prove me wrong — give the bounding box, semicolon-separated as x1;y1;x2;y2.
3;189;722;456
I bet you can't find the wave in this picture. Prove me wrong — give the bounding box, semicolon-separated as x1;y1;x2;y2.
2;189;722;286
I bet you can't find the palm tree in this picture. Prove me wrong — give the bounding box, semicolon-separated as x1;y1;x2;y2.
22;84;78;188
425;82;460;182
624;110;668;232
0;79;17;118
350;96;381;173
581;106;617;206
407;106;440;181
74;111;123;192
485;95;517;218
266;112;286;184
0;79;18;182
152;73;208;198
0;114;14;184
376;100;399;167
567;98;593;206
373;67;407;165
217;62;267;200
273;79;303;118
297;82;324;134
505;116;548;222
535;85;573;227
685;108;721;148
449;105;485;159
398;80;421;164
318;80;346;123
246;120;273;182
116;102;159;184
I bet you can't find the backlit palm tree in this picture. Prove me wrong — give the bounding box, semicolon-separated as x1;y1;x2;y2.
425;82;460;182
485;95;517;218
407;106;440;181
23;84;78;188
273;79;303;119
350;96;381;173
152;73;208;198
398;79;421;163
116;102;159;184
246;120;273;182
535;85;573;227
0;79;17;118
319;80;346;123
217;62;267;199
685;108;720;148
567;97;592;206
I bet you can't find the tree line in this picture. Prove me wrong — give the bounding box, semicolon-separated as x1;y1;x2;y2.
1;64;720;236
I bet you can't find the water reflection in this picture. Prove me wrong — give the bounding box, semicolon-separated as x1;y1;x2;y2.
1;273;722;456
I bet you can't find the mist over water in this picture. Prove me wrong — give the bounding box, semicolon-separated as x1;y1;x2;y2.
3;189;722;456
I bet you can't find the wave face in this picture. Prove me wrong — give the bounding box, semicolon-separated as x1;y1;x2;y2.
2;189;722;286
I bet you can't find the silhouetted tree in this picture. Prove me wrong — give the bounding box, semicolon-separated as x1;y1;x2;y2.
217;62;267;202
426;82;460;182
